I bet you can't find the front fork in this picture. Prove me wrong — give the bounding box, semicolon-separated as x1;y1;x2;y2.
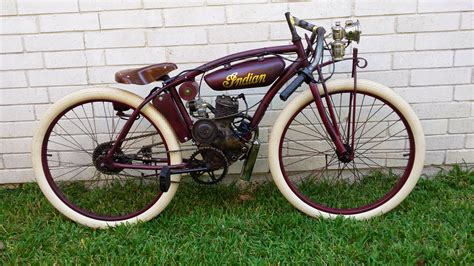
309;48;360;161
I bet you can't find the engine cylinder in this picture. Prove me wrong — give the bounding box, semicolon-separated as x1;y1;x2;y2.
215;95;239;118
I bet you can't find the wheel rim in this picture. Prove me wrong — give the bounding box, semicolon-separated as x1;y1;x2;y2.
278;89;415;215
41;99;170;221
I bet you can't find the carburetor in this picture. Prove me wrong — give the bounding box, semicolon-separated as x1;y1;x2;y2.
330;20;361;61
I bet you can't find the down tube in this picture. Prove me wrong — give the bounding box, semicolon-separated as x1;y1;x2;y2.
250;61;303;129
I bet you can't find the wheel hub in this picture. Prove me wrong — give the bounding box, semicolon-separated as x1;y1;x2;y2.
92;143;124;174
338;143;353;163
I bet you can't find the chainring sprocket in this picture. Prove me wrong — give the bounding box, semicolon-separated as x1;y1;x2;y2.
189;146;228;185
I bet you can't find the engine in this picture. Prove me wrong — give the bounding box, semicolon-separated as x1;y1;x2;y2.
189;95;250;162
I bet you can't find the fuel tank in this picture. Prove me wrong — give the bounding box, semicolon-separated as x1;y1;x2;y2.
204;56;285;91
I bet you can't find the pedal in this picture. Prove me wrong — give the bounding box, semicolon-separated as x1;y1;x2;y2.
159;166;171;192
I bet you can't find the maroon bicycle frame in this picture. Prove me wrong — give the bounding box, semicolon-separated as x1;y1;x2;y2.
104;37;356;172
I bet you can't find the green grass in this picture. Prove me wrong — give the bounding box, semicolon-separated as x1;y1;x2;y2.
0;165;472;264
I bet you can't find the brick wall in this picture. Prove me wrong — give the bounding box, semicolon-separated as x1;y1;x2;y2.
0;0;473;183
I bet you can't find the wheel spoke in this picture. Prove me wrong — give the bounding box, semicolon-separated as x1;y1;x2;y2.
42;99;169;220
278;89;415;215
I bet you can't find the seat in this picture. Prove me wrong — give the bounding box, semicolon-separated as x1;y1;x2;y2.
115;63;177;85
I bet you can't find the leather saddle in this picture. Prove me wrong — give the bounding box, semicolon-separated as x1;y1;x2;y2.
115;63;177;85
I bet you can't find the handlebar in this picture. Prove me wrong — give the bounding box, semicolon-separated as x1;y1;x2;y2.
284;12;317;41
280;26;326;101
280;13;361;101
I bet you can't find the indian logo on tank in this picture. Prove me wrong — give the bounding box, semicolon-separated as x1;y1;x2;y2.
222;72;267;89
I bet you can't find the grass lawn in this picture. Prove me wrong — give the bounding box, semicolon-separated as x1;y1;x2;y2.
0;165;472;264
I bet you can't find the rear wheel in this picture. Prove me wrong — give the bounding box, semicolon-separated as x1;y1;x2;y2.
269;79;425;219
32;88;182;228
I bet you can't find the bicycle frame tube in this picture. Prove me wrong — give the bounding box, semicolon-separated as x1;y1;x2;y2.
103;38;350;171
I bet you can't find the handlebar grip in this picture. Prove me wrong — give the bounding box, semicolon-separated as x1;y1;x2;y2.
293;17;317;32
280;73;306;101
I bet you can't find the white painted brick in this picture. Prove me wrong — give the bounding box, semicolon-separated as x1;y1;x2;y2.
0;137;32;154
167;45;227;63
0;16;37;35
336;53;392;72
143;0;204;9
28;68;88;87
394;86;453;103
446;150;474;164
0;88;49;105
85;50;105;66
359;34;414;53
454;84;474;101
147;27;207;46
355;0;416;16
1;0;17;16
425;151;445;165
0;36;23;54
360;17;395;35
87;66;128;84
397;13;459;33
393;51;453;69
226;3;287;24
0;121;37;138
33;104;52;120
85;30;145;48
209;0;267;5
0;53;43;70
0;71;27;88
466;134;474;148
0;2;473;183
461;12;474;30
24;32;84;52
412;102;471;119
0;169;34;183
164;6;225;26
270;22;292;40
259;110;280;127
420;119;449;135
449;118;474;133
358;70;410;87
426;135;465;150
454;49;474;67
17;0;78;14
39;13;99;32
3;154;32;169
44;51;86;68
79;0;142;11
418;0;474;13
105;48;166;65
288;0;351;19
0;106;35;121
411;68;471;86
227;40;288;54
209;24;268;44
48;86;85;102
416;31;474;50
100;10;162;29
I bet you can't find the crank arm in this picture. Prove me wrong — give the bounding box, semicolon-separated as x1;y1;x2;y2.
170;167;209;175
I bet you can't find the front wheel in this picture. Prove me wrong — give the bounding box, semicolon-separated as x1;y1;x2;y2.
269;79;425;219
31;87;182;228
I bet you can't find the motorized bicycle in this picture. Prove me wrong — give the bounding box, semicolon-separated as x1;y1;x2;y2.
32;13;425;228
